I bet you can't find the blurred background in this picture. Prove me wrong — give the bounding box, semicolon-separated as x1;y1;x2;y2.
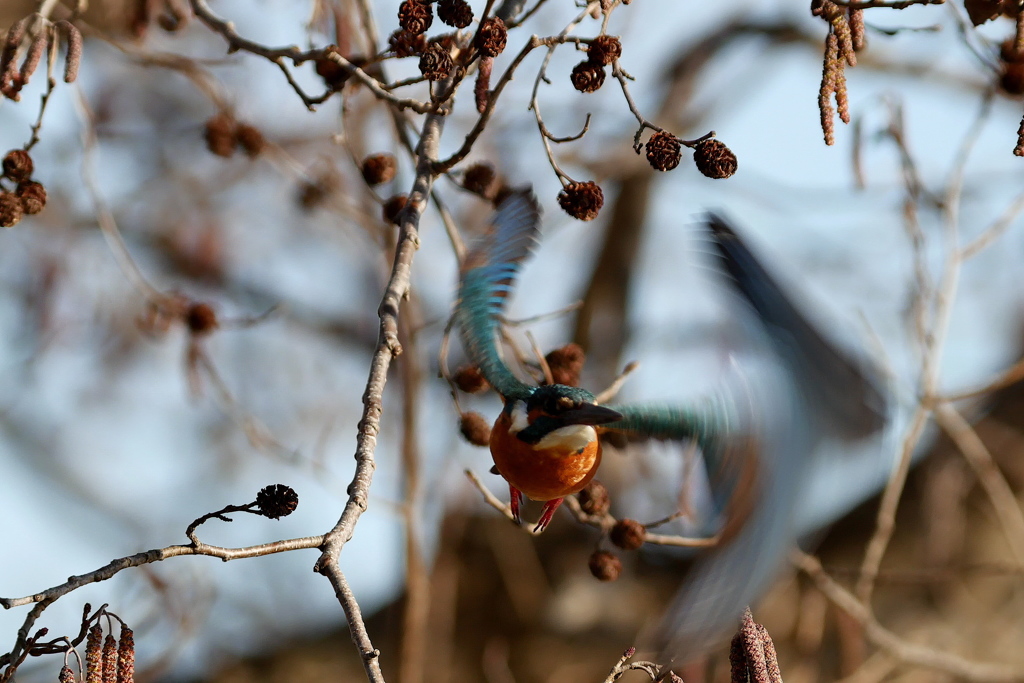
1;0;1024;681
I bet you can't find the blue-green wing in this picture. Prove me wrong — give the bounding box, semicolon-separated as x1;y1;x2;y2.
455;189;541;400
604;394;752;537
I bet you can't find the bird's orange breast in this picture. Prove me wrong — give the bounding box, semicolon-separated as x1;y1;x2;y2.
489;412;602;501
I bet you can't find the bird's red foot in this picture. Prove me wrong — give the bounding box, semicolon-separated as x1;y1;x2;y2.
533;497;564;533
509;485;524;525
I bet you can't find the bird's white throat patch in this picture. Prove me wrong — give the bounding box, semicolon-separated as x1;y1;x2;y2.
509;401;530;434
508;401;597;452
534;424;598;452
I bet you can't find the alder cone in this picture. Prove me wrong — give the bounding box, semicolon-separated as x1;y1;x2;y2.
383;194;408;224
588;35;621;66
2;149;33;181
570;60;605;93
16;181;45;215
578;481;610;516
557;181;603;221
185;302;218;334
256;484;299;519
693;138;737;179
398;0;433;35
389;30;428;57
460;412;491;446
0;192;23;227
452;365;488;393
419;43;454;81
361;153;398;186
437;0;473;28
475;17;507;57
645;131;682;172
588;550;622;581
462;162;497;197
609;518;646;550
204;113;236;157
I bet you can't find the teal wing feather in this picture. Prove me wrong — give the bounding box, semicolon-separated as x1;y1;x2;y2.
605;395;748;535
455;189;541;400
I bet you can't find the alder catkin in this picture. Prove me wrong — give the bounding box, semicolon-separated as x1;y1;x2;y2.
18;31;48;85
56;21;82;83
85;625;103;683
101;634;118;683
116;627;135;683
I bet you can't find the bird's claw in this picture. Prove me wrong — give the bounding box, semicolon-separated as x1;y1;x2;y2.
533;497;564;533
509;485;524;525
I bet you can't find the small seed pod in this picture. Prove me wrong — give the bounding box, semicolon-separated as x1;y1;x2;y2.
315;46;352;90
475;17;507;58
570;60;605;93
361;153;398;186
610;518;646;550
59;665;76;683
398;0;433;35
101;634;118;683
578;480;610;516
3;149;33;182
557;181;604;221
437;0;473;28
383;194;408;224
204;113;236;158
85;625;103;683
545;343;585;387
588;550;622;581
388;29;428;57
256;484;299;519
452;365;488;393
418;42;454;81
234;123;265;157
0;192;23;228
693;138;738;179
185;301;218;334
460;411;491;446
461;162;497;198
587;35;621;66
17;180;46;215
116;627;135;683
645;131;683;172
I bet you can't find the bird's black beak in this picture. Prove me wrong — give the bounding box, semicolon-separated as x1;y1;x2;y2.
558;403;622;426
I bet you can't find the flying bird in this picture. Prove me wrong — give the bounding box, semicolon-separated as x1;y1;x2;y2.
453;188;891;663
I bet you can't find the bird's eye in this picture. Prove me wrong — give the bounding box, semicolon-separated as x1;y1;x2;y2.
554;396;576;412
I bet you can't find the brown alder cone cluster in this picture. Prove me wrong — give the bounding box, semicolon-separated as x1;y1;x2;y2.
203;113;266;158
0;150;46;228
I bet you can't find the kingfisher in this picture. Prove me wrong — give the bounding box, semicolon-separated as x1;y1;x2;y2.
454;188;890;663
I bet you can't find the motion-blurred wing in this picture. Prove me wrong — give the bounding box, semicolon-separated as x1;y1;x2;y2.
706;212;891;440
641;216;892;665
455;189;541;399
638;373;811;664
605;397;756;542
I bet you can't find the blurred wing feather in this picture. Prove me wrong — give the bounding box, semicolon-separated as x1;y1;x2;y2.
705;212;891;439
455;190;541;399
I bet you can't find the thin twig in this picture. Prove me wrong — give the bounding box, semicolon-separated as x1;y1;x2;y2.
796;552;1024;682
